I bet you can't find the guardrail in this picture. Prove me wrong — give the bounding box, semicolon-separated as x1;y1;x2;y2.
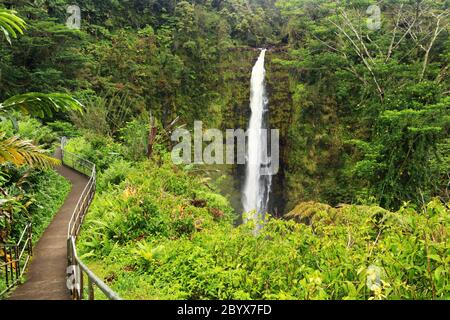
61;137;121;300
0;223;33;297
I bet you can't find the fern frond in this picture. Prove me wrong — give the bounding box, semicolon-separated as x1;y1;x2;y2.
0;92;84;118
0;133;60;169
0;9;26;44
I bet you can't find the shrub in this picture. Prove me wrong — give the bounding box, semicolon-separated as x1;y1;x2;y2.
64;133;124;171
79;197;449;300
0;168;70;244
97;160;133;192
46;121;79;138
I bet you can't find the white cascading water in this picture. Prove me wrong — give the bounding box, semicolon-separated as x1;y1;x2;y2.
242;49;272;227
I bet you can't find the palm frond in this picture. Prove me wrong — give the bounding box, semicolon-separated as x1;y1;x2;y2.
0;92;84;118
0;133;60;169
0;9;26;44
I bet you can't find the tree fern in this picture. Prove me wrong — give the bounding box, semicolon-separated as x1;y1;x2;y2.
0;9;83;170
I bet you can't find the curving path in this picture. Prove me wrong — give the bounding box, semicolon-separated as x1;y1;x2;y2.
9;148;88;300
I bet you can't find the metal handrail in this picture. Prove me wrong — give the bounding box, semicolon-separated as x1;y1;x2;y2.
68;237;121;300
67;164;95;238
0;222;33;297
62;137;121;300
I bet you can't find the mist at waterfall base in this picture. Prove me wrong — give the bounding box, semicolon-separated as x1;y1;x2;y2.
242;49;273;228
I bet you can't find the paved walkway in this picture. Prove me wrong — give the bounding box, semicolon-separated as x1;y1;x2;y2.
9;148;88;300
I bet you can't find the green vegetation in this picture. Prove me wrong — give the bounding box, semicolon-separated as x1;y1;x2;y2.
76;146;448;299
273;0;449;210
0;165;71;295
28;170;70;241
0;114;72;244
2;0;446;211
59;135;447;300
1;1;449;300
0;168;70;243
0;112;71;296
0;8;82;169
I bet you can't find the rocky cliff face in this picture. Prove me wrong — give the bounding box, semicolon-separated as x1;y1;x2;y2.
213;48;348;216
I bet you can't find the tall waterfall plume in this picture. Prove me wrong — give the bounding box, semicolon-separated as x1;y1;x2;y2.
242;49;272;225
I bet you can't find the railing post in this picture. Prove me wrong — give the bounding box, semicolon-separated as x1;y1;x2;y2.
8;247;13;285
66;237;73;299
67;238;72;270
3;249;9;287
79;268;84;300
88;277;94;300
61;137;65;166
14;246;20;281
28;224;33;256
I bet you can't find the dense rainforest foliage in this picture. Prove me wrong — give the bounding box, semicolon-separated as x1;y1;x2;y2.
0;0;449;300
1;0;448;211
70;136;449;299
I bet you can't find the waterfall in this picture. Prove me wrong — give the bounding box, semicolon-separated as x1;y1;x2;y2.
242;49;272;227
